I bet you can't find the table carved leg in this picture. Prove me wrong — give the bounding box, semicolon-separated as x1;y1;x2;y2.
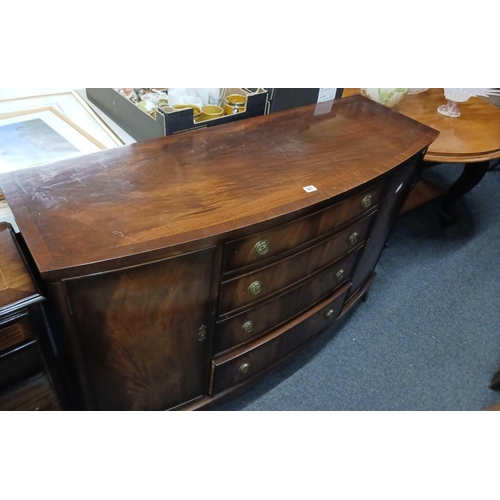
439;161;489;225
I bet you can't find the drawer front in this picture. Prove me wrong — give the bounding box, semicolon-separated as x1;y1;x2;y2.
223;182;384;273
218;213;374;315
211;283;351;395
0;315;34;354
214;248;361;354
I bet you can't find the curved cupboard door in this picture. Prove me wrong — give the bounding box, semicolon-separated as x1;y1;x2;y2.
64;248;214;410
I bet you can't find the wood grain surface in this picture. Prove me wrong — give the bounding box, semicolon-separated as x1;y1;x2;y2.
342;89;500;163
63;248;215;410
0;96;438;279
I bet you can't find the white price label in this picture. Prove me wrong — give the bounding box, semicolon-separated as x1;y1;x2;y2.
303;185;317;193
317;88;338;103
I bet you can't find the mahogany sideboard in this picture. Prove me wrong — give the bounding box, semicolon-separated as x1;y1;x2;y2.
0;96;439;410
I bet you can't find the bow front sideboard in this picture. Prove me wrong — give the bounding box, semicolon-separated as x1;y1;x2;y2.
0;96;439;410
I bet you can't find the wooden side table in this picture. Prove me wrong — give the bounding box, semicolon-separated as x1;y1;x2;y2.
0;222;60;410
343;89;500;224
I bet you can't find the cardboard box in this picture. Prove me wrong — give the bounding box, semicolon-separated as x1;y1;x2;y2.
86;88;268;142
264;88;344;113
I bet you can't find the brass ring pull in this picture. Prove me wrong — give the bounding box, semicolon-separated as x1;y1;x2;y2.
239;362;250;374
361;194;372;208
335;269;345;281
325;309;335;319
348;232;359;245
241;321;254;334
248;281;262;295
254;240;270;256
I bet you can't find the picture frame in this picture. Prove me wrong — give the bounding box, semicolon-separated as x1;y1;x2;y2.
0;106;107;174
0;90;124;149
0;90;125;200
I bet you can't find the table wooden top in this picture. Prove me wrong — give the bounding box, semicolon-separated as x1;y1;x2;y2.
0;222;39;314
343;89;500;163
0;96;438;278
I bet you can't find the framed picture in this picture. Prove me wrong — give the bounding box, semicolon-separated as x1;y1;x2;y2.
0;106;106;173
0;90;124;150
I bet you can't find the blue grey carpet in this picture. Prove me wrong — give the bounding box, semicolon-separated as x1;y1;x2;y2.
216;163;500;410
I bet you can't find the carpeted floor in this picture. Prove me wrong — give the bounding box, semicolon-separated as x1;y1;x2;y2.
216;163;500;410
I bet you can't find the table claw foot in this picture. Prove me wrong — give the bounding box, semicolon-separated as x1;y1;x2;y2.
438;161;489;226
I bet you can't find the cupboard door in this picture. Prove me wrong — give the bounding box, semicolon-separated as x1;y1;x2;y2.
64;249;214;410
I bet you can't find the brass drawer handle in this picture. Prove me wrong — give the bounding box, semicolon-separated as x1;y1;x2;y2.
241;321;254;334
325;309;335;319
253;239;270;256
239;362;250;374
248;281;262;295
361;194;373;209
348;232;359;245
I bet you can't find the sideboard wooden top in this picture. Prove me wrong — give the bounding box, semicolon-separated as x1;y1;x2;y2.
0;96;438;278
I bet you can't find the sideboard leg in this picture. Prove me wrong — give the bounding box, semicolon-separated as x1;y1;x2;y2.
439;161;489;225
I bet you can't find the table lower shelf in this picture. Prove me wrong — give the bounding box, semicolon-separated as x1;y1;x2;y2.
400;179;443;215
0;372;60;411
400;159;491;225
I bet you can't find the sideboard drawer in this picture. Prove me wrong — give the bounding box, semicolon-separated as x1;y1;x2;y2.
218;213;374;315
214;247;361;354
210;283;351;395
223;182;384;273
